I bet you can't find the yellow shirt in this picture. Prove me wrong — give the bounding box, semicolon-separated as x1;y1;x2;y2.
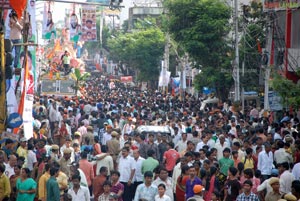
243;157;254;170
16;146;28;159
38;172;50;200
0;173;11;199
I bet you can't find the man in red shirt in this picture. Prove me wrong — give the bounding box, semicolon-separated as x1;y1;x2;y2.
79;151;95;195
93;166;108;201
163;142;180;176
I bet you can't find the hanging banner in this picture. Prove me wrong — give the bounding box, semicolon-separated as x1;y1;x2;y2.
158;70;171;87
42;2;56;39
120;76;133;83
27;0;37;89
23;94;34;139
81;5;97;41
69;5;82;43
171;77;180;95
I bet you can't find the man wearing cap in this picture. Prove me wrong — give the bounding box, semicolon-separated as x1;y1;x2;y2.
60;137;75;163
265;177;282;201
16;138;28;163
59;148;72;177
283;194;298;201
186;185;204;201
50;144;60;162
257;169;279;195
257;142;273;182
236;180;259;201
107;131;120;169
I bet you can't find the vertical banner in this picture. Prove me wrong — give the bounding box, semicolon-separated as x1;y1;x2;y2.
171;77;180;96
81;5;97;41
42;2;56;39
27;0;37;89
22;94;34;139
158;70;171;87
19;55;34;139
69;4;82;43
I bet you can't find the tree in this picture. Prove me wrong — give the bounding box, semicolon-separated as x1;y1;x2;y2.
270;72;300;109
165;0;233;100
71;68;91;95
107;25;165;82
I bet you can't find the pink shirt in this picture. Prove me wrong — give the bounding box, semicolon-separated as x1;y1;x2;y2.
163;149;180;171
79;159;95;186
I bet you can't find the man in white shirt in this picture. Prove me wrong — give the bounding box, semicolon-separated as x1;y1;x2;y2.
278;162;295;194
153;168;174;201
292;162;300;180
172;157;187;194
93;153;114;176
27;144;37;171
195;135;209;152
4;154;17;178
175;133;187;153
68;174;90;201
273;127;282;141
215;134;230;160
274;140;293;165
132;150;145;198
258;142;274;182
172;127;182;146
118;147;136;201
257;169;279;194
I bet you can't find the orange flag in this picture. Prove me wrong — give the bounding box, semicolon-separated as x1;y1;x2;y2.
9;0;27;20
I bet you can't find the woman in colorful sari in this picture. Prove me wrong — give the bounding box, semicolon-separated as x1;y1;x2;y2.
16;168;37;201
175;165;190;201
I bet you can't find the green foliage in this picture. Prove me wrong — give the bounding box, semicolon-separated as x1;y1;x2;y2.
270;72;300;108
165;0;233;100
72;68;91;95
107;26;165;82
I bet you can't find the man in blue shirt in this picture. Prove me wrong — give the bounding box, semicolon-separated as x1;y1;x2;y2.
185;165;202;200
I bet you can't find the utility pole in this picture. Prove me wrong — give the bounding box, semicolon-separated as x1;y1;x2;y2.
264;14;273;111
163;33;170;94
234;0;240;102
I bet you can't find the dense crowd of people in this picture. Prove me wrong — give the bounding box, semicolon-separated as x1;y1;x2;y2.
1;74;300;201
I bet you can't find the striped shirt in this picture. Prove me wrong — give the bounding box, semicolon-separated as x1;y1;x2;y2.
111;182;124;201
